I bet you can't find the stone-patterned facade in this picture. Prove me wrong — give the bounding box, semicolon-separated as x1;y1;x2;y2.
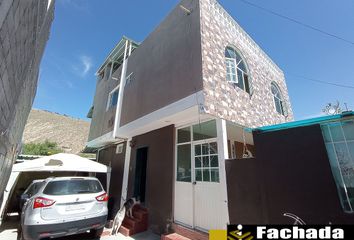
0;0;55;201
200;0;294;128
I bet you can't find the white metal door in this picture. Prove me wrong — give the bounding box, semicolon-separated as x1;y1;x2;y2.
193;140;225;231
174;120;229;231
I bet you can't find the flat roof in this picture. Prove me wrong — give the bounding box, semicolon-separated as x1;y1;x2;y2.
253;111;354;133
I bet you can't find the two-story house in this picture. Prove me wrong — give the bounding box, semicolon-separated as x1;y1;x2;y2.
86;0;293;235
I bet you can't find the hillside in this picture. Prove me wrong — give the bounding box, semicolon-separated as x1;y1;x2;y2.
22;109;90;154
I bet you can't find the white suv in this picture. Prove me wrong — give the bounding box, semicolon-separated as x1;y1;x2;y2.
21;177;108;240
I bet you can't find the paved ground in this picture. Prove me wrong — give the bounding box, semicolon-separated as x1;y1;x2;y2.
0;216;159;240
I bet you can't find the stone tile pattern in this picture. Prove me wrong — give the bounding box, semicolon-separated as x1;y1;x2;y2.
0;0;54;196
199;0;294;128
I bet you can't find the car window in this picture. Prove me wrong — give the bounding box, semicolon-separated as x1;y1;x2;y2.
43;179;103;195
24;182;44;197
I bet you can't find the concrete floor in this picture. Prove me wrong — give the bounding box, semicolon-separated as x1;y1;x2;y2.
0;216;160;240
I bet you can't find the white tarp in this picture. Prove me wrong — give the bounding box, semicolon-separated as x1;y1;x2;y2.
12;153;111;173
1;153;111;224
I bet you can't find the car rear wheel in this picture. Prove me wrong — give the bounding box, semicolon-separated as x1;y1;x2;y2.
90;227;104;238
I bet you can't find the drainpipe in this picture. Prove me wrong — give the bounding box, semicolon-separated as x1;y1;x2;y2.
113;40;130;138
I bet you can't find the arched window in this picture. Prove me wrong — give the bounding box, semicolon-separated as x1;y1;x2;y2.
271;82;285;115
225;46;251;94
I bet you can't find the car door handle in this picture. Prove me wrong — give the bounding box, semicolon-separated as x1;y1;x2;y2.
192;181;197;185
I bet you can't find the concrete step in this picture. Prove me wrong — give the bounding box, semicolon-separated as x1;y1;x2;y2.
161;233;191;240
119;204;149;237
172;224;208;240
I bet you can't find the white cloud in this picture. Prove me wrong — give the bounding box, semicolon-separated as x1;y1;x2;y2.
73;55;93;78
81;55;92;76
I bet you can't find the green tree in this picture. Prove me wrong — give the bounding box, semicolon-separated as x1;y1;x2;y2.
23;140;63;156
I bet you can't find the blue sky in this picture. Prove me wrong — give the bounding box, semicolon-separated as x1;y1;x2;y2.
34;0;354;120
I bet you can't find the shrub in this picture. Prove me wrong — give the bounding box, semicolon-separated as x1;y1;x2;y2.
23;140;63;156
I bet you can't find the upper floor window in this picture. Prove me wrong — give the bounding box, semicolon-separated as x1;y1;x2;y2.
225;46;251;94
106;86;119;111
271;82;285;116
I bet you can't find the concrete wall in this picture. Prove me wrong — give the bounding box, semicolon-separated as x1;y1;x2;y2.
127;125;175;234
0;0;54;202
199;0;293;128
226;125;354;224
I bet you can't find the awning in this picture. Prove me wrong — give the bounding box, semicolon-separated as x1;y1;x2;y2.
12;153;111;173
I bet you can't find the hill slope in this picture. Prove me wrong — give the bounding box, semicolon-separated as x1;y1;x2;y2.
22;109;90;154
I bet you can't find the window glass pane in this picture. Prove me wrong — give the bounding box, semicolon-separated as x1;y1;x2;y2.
330;124;345;142
193;120;217;141
210;169;219;183
321;125;332;143
202;156;210;167
334;143;350;165
238;61;247;72
225;48;235;58
203;169;210;182
177;145;191;182
177;127;191;143
244;74;250;94
209;142;218;154
324;143;353;212
210;155;219;167
237;69;244;89
111;90;119;107
275;99;283;115
195;157;202;168
202;144;209;155
343;121;354;141
43;180;102;195
195;169;202;182
271;85;277;95
348;142;354;165
195;145;201;156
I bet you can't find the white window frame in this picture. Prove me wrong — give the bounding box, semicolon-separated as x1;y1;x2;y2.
225;48;251;94
225;57;238;84
176;120;220;183
271;82;285;116
106;85;120;111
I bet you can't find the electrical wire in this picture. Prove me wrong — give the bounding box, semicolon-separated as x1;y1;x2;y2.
236;0;354;46
288;73;354;89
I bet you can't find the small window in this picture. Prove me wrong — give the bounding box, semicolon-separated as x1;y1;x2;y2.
107;87;119;110
177;127;191;143
271;82;285;116
225;46;251;94
193;120;217;141
177;144;191;182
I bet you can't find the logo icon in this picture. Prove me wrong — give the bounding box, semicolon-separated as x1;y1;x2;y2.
228;224;254;240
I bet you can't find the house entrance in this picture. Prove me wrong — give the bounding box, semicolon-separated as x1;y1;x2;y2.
134;147;148;203
174;120;227;231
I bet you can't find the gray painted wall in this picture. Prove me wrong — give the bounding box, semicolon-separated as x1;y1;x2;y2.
0;0;55;202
